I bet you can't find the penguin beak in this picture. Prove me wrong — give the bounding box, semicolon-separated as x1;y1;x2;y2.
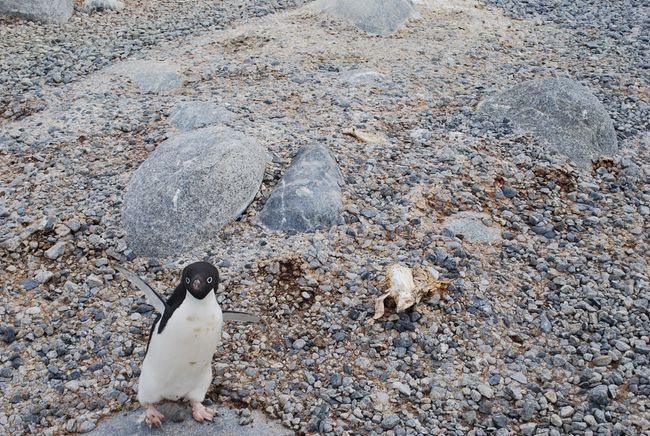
191;278;201;291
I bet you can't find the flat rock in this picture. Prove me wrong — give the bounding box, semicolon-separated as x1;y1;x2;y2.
0;0;73;24
112;60;183;94
340;69;386;85
82;0;124;13
123;126;266;257
88;402;293;436
311;0;418;36
478;78;618;167
442;211;501;242
260;144;343;232
169;101;234;131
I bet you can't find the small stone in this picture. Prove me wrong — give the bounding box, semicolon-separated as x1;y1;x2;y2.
20;279;39;290
539;311;552;332
429;387;447;401
550;414;562;427
510;372;527;384
86;274;103;288
25;306;41;315
35;270;53;284
559;406;574;418
78;420;96;433
589;385;609;406
544;391;558;403
520;423;537;436
493;415;508;429
66;219;82;232
381;414;400;430
392;381;411;396
477;384;494;398
44;242;66;260
292;338;306;350
501;186;518;198
592;355;612;366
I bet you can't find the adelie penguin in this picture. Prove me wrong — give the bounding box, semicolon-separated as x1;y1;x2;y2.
114;262;260;427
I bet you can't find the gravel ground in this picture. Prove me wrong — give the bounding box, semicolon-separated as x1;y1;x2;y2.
1;0;649;435
0;0;310;121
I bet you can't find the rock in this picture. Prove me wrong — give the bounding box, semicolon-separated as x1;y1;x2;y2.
260;144;344;232
292;338;306;350
123;127;266;257
0;0;73;24
545;390;558;403
82;0;124;13
592;355;612;366
112;60;183;94
44;242;66;260
478;78;618;167
588;385;610;406
442;211;501;242
550;414;562;427
78;420;96;433
559;406;574;418
520;423;537;436
86;274;103;288
429;387;447;401
169;101;234;131
35;270;53;284
493;415;508;429
392;381;411;396
311;0;418;36
340;69;386;85
381;414;400;429
477;384;494;398
539;310;552;332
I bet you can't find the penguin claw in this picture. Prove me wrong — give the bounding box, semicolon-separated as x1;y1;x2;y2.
190;400;216;422
144;405;165;428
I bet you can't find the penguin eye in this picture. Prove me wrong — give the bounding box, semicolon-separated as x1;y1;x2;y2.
185;277;190;284
207;277;213;284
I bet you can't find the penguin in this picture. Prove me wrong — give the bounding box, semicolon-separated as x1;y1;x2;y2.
114;262;260;427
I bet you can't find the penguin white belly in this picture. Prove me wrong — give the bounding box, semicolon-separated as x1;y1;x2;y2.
138;291;223;404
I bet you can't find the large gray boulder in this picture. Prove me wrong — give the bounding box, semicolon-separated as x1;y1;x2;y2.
260;144;344;232
479;78;618;167
0;0;73;24
311;0;418;36
123;127;266;257
169;101;234;131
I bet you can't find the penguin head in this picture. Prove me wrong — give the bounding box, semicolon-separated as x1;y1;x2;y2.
181;261;219;300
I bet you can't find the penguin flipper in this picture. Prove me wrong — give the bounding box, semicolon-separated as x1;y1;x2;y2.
222;310;262;323
114;264;168;314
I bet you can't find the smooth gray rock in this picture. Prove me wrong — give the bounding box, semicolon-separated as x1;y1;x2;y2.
82;0;124;13
0;0;73;23
442;212;501;242
123;127;266;257
169;101;234;131
479;78;618;167
340;69;386;85
260;144;343;232
311;0;418;36
112;60;183;94
88;402;293;436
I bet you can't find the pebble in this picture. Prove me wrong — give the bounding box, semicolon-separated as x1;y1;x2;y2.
44;242;66;260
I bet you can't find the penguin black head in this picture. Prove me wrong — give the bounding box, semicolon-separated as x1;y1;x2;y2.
181;262;219;300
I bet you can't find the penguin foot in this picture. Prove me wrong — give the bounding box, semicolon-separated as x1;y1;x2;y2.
144;404;165;428
190;400;216;422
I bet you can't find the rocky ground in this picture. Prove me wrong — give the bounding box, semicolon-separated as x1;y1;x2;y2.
1;0;649;435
